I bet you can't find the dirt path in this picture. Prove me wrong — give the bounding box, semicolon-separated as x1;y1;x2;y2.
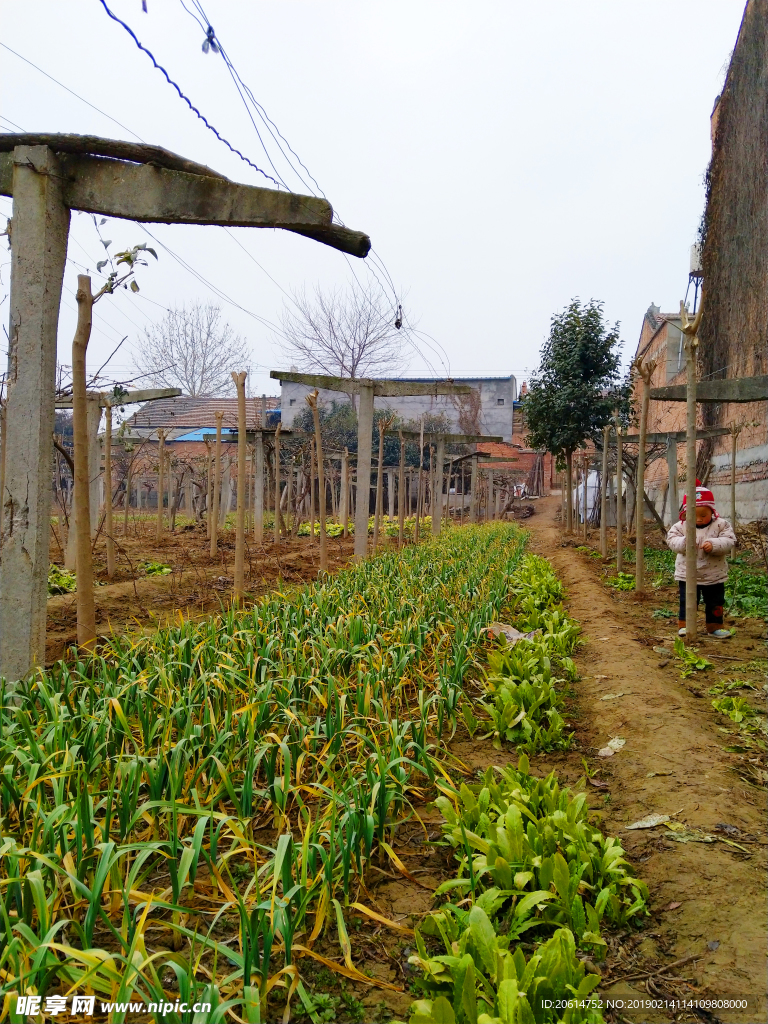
524;496;766;1023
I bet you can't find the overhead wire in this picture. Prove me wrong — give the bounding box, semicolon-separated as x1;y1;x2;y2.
0;42;145;142
95;0;283;187
4;29;449;380
178;0;325;197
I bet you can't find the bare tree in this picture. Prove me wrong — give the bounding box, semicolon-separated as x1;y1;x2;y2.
279;282;405;385
132;302;250;395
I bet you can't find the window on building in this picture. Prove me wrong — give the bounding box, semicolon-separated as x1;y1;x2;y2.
497;398;505;406
666;323;683;382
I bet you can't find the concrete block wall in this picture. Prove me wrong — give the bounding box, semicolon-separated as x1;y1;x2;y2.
279;376;517;441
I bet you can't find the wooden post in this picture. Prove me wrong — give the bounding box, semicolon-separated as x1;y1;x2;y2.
633;356;657;592
104;401;115;577
354;385;374;560
433;438;445;536
273;422;282;545
167;451;176;533
373;419;386;551
666;435;678;528
730;425;741;527
124;452;132;536
615;418;623;572
487;469;494;522
72;276;97;649
306;390;327;571
582;454;588;539
232;370;247;603
565;450;573;533
254;432;264;544
205;438;213;540
470;455;478;524
309;438;316;543
415;418;424;543
340;447;349;538
681;300;703;640
398;433;406;548
600;425;610;557
156;430;166;543
210;412;223;556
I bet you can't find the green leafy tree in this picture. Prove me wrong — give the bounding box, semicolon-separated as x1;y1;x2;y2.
524;299;627;531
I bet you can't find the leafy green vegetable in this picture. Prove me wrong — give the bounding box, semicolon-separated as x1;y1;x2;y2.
673;637;713;677
139;560;172;576
48;564;77;595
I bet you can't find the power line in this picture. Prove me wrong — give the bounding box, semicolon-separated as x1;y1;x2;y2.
0;42;145;142
177;0;325;198
96;0;283;187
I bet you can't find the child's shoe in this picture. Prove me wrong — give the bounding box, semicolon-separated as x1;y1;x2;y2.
708;628;731;639
678;627;686;637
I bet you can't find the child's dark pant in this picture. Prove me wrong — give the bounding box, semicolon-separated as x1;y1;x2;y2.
678;581;725;624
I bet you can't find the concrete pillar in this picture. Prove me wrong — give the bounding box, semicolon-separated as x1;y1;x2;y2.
487;469;494;521
470;456;478;523
666;436;678;528
0;145;70;680
354;385;374;560
387;469;395;520
254;432;264;543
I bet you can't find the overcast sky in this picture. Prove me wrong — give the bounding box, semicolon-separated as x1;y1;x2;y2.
1;0;744;397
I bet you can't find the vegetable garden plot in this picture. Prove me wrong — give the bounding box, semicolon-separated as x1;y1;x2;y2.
0;525;646;1022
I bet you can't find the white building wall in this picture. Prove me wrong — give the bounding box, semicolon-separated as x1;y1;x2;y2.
278;376;517;441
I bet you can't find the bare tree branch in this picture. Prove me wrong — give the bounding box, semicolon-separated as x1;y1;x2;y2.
279;282;406;387
132;301;251;396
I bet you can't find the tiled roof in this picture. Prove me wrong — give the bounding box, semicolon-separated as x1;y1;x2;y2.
128;395;279;430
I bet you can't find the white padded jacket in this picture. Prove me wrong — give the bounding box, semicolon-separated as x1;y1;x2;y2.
666;517;737;584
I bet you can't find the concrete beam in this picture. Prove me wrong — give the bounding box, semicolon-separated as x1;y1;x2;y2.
270;370;473;397
607;427;732;445
385;431;503;444
649;377;768;403
55;386;181;409
0;151;331;229
1;142;370;258
477;457;520;463
0;146;70;680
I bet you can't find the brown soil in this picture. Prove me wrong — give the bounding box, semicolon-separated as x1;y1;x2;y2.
46;517;358;664
522;495;766;1023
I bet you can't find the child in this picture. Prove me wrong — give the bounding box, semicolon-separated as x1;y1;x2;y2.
666;485;736;638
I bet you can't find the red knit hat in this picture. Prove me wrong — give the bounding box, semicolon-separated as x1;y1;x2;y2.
680;485;718;520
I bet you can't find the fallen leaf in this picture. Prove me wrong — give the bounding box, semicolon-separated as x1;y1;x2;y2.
587;778;610;789
595;637;612;641
594;674;609;680
626;813;671;830
708;940;720;951
607;737;625;751
646;771;674;778
664;825;716;843
666;901;682;910
597;747;615;757
600;692;625;701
